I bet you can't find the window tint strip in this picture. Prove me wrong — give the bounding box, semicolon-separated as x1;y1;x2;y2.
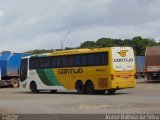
29;52;108;69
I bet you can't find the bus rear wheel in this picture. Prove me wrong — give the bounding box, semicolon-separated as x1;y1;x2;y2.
86;81;95;94
75;81;85;94
30;82;39;93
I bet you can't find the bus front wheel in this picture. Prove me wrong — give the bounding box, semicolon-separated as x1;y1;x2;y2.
30;82;39;93
75;81;85;94
85;81;95;94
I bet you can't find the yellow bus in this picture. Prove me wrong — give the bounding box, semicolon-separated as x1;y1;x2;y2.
19;47;136;94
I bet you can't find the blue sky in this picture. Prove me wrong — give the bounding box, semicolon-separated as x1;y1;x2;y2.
0;0;160;52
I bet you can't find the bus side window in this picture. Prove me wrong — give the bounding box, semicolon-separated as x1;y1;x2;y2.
35;58;40;69
68;55;74;67
75;55;81;66
88;54;94;65
57;57;62;67
101;52;108;65
81;54;87;66
40;58;46;68
61;56;68;67
29;58;35;69
50;57;57;68
44;58;50;68
95;53;101;65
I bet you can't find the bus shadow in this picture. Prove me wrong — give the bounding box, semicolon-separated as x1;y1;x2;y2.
18;91;130;96
52;92;130;96
0;86;13;88
146;81;160;83
137;80;160;84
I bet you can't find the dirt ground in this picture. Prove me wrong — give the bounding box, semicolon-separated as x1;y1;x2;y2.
0;79;160;114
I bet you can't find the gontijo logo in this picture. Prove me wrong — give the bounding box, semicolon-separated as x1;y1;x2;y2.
117;50;128;57
114;49;133;63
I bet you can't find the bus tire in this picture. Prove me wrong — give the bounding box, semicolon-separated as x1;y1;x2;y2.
107;90;116;95
75;81;85;94
85;81;95;94
30;82;39;93
11;79;19;88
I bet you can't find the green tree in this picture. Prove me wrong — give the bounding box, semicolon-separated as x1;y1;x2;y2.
131;36;157;55
112;39;123;46
122;39;131;46
80;41;97;48
26;49;55;54
27;36;159;56
96;38;115;47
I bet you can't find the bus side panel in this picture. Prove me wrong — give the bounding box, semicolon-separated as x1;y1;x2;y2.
20;69;65;91
53;66;110;90
36;68;62;86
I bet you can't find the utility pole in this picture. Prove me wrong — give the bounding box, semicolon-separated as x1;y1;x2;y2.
61;31;70;50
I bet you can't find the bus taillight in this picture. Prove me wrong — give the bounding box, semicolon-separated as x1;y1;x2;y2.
111;74;114;80
134;73;136;78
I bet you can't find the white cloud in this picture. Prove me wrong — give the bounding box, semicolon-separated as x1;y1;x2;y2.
0;0;159;52
0;10;4;17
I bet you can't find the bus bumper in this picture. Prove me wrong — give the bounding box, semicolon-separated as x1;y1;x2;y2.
111;80;136;89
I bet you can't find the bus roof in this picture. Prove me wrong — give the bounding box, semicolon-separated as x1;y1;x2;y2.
49;48;109;56
27;47;132;58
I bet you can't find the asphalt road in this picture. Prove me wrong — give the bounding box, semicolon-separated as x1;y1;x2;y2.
0;79;160;114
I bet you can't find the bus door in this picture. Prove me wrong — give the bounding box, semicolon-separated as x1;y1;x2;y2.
20;58;28;82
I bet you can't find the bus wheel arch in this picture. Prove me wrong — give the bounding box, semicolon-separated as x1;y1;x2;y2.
30;81;39;93
85;80;95;94
75;80;85;94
